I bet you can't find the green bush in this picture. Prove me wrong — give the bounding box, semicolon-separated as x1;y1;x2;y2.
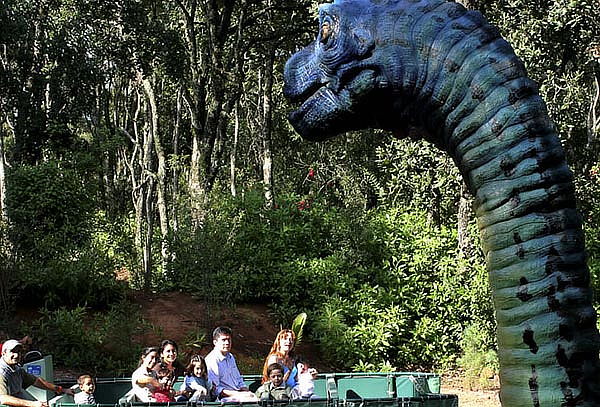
457;323;499;390
6;161;96;261
22;303;147;375
167;189;496;371
16;246;127;308
309;210;494;371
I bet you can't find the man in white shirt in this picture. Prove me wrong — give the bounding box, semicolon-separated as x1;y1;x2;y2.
205;327;257;402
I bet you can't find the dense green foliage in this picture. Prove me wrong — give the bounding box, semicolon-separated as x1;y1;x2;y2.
165;188;492;371
0;0;598;379
21;304;147;374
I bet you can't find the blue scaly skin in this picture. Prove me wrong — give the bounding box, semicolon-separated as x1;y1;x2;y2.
283;0;600;405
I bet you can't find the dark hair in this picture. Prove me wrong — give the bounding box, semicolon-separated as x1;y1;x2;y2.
294;355;307;366
138;347;159;366
156;366;171;379
212;326;232;340
77;374;93;385
267;363;284;377
160;339;178;353
185;355;208;379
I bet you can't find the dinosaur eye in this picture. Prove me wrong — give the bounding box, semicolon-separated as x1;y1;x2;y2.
320;21;331;43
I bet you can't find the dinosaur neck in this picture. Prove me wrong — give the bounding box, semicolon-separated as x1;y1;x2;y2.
381;1;600;404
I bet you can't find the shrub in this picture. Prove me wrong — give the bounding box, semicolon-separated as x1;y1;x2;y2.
458;323;499;390
22;303;147;375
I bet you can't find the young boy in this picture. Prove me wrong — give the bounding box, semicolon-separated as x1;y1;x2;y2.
255;363;292;401
73;374;96;404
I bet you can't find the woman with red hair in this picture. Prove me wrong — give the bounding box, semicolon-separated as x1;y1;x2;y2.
261;330;297;386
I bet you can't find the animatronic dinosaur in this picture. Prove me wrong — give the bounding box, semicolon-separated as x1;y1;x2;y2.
283;0;600;406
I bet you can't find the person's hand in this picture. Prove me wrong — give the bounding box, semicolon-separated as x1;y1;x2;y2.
308;368;318;378
31;401;48;407
63;388;75;396
197;386;207;396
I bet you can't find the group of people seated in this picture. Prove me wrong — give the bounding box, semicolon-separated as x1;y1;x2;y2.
0;327;317;406
131;327;317;403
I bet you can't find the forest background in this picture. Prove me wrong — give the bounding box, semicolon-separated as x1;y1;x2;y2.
1;0;600;387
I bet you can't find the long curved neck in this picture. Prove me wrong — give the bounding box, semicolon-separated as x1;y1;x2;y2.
379;1;600;405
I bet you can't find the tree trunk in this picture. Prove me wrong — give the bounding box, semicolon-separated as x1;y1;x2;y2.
178;0;241;227
172;87;183;232
230;102;239;197
141;74;170;274
261;47;275;208
14;0;50;164
143;175;155;291
0;128;7;227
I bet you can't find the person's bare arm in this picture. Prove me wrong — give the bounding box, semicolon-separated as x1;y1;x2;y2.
33;378;74;396
135;375;161;389
219;389;256;400
0;394;47;407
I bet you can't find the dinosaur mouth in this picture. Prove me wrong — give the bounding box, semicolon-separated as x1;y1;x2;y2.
286;80;329;107
288;85;339;140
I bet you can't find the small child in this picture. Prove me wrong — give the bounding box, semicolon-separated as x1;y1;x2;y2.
291;359;315;399
255;363;292;401
151;367;175;402
183;355;214;402
74;374;96;404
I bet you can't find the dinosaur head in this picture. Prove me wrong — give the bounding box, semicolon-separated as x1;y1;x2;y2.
284;0;392;141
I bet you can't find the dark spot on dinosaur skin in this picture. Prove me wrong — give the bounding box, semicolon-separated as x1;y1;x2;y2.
508;85;535;105
560;382;576;405
517;277;532;302
500;157;516;177
559;324;574;341
523;329;539;354
513;232;522;244
545;246;564;275
517;245;525;259
525;120;545;134
517;283;532;302
556;275;569;291
446;6;464;19
523;147;538;160
529;365;540;407
434;16;444;23
547;285;560;311
557;345;569;366
471;85;485;101
491;120;503;135
446;60;460;73
579;312;596;329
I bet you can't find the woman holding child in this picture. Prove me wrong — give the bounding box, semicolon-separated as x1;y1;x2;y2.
154;339;187;400
261;330;318;399
262;330;297;386
131;347;161;402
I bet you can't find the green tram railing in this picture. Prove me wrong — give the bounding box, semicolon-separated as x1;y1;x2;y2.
3;372;457;407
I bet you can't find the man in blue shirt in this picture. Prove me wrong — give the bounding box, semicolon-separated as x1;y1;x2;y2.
205;327;257;402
